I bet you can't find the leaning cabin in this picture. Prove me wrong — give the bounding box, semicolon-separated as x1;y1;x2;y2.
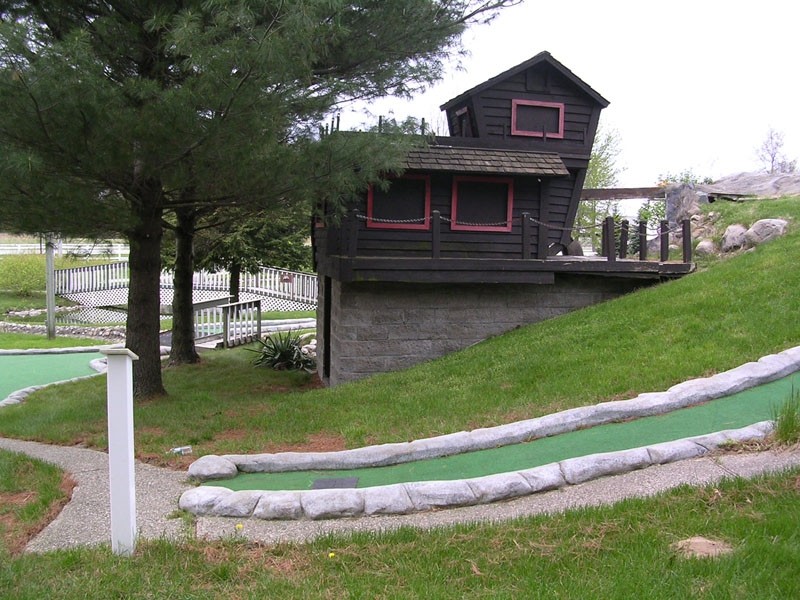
314;51;694;386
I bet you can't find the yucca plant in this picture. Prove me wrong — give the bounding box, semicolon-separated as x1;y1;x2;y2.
249;331;316;373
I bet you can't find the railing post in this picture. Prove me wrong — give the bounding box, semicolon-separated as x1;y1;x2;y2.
431;210;441;259
222;305;230;349
682;219;692;263
347;209;359;258
520;212;530;259
639;221;648;261
619;220;629;259
660;220;669;262
536;222;547;259
604;216;616;262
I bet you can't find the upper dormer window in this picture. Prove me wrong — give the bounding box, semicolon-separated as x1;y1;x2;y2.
454;106;473;137
511;100;564;139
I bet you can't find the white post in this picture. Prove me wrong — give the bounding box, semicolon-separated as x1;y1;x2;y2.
102;348;139;556
45;233;56;339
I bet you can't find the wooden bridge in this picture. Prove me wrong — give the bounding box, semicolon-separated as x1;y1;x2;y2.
54;263;318;312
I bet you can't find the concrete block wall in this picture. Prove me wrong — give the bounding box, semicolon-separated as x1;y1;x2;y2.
320;275;647;386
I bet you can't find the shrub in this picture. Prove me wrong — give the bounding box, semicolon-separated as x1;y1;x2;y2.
0;255;46;294
249;331;316;372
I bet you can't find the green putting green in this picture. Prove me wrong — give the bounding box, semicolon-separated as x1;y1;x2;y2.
0;351;104;399
214;373;800;492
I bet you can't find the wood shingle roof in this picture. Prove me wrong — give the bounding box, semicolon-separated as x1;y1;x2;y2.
404;145;569;176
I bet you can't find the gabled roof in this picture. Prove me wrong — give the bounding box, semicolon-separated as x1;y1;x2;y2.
440;51;610;111
404;145;568;176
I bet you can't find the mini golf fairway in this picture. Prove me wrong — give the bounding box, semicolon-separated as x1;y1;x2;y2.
212;373;799;492
0;351;104;399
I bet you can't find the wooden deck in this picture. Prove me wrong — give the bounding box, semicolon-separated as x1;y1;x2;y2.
321;255;694;284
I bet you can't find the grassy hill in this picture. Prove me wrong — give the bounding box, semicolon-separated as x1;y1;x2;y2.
1;197;798;458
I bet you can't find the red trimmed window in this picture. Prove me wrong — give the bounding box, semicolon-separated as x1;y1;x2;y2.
451;176;514;232
511;99;565;139
367;175;431;230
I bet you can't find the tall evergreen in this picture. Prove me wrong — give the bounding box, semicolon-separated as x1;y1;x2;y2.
0;1;516;397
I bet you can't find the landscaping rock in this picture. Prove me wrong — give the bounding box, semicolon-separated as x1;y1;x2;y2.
517;463;567;492
646;439;708;464
745;219;788;246
363;484;416;516
253;492;303;520
178;486;231;515
466;472;533;503
405;481;477;511
300;489;365;519
559;447;652;485
695;239;717;256
188;455;238;481
721;224;747;252
215;491;262;518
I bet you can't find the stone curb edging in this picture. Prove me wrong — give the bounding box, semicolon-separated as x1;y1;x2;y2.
179;421;776;520
187;345;800;480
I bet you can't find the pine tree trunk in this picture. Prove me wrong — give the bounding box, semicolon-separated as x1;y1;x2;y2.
229;261;241;303
126;198;166;399
170;208;201;365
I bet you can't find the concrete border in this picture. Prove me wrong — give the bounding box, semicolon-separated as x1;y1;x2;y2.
179;421;776;520
179;345;800;520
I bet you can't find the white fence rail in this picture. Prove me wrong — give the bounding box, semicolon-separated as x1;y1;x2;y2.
54;263;318;308
0;242;129;260
192;299;262;348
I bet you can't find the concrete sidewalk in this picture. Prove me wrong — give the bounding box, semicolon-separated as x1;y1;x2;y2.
2;436;798;553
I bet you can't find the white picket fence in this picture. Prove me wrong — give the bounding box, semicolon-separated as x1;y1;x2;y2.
193;298;262;348
0;242;129;260
54;262;318;309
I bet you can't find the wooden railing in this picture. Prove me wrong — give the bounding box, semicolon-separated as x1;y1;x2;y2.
600;218;693;263
341;209;693;264
192;298;262;348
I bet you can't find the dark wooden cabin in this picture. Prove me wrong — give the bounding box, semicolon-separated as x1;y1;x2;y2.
314;52;694;385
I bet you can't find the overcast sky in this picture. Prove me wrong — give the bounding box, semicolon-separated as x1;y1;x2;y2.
347;0;800;187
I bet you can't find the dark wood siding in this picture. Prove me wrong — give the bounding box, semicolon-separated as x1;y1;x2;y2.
450;64;599;155
322;174;578;261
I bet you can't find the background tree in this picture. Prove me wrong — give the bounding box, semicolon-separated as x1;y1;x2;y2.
575;123;624;253
756;127;797;174
0;0;518;397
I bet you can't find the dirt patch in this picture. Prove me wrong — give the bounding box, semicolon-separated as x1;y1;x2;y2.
263;432;347;453
671;536;734;559
0;474;75;556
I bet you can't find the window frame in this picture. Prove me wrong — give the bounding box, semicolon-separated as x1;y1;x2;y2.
450;176;514;233
366;174;431;231
511;99;565;139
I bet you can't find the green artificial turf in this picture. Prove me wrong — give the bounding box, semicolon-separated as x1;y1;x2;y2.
0;351;104;399
215;372;800;491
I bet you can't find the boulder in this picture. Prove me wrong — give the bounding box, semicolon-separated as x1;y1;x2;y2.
187;455;239;481
721;224;747;252
745;219;788;246
695;239;717;256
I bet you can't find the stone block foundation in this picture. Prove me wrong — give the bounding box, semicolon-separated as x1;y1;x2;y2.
318;275;649;386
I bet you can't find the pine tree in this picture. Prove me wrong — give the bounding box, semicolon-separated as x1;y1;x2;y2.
0;1;516;397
